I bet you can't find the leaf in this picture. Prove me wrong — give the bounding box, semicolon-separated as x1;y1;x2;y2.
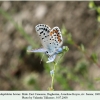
80;44;85;52
97;15;100;22
97;6;100;14
61;25;67;35
62;46;69;52
91;53;98;63
88;1;95;9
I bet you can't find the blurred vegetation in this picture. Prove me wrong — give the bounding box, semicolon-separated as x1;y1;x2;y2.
0;1;100;90
89;1;100;22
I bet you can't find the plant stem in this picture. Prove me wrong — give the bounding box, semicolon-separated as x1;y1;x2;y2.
51;62;57;89
50;52;65;90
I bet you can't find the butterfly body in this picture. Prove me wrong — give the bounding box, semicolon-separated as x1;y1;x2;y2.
28;24;63;63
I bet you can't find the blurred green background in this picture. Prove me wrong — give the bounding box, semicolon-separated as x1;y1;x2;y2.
0;1;100;90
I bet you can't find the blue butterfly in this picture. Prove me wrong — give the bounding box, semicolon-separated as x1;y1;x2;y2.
27;24;63;63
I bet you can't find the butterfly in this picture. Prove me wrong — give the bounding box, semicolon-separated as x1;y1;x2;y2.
27;24;63;63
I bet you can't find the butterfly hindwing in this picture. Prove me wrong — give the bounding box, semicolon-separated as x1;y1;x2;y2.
48;27;63;55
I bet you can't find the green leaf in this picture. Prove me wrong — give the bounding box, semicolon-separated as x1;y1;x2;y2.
91;53;98;63
62;46;69;53
67;33;74;44
61;25;67;35
97;15;100;22
88;1;95;9
97;6;100;14
80;44;85;52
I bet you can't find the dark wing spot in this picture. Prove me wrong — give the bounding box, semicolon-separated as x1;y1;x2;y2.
45;28;47;31
40;31;43;34
46;51;48;53
37;29;39;31
40;28;43;30
43;28;45;31
40;24;44;26
42;38;44;40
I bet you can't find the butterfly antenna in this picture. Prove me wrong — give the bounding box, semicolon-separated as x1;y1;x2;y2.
40;54;44;64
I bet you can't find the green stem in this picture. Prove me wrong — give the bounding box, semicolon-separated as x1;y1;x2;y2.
50;52;65;90
51;62;57;89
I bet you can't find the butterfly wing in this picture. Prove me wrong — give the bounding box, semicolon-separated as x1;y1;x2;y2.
27;48;46;53
35;24;51;49
47;26;63;56
35;24;63;56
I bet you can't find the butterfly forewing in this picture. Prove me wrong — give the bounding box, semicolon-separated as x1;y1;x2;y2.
35;24;51;49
